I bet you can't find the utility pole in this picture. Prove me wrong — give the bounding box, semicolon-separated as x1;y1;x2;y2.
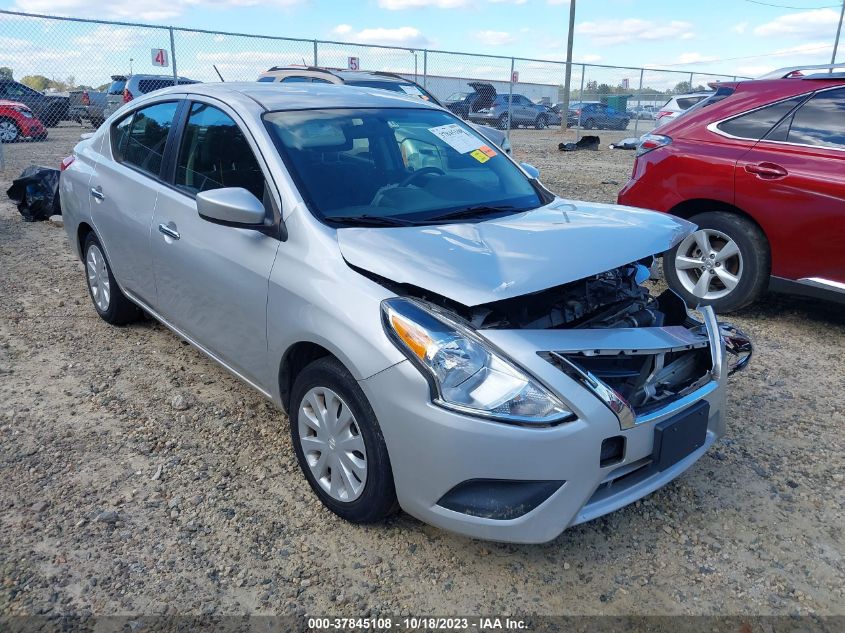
560;0;576;131
832;0;844;65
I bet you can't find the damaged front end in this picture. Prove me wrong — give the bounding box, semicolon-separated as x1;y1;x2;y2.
379;261;751;430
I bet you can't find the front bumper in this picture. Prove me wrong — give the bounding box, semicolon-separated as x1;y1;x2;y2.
360;315;730;544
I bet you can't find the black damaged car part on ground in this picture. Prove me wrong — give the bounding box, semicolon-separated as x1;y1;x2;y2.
6;165;61;221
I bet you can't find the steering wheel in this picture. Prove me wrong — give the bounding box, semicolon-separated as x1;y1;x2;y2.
398;166;445;188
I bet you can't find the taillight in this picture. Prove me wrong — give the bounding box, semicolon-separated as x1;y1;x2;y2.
656;110;672;119
81;90;90;106
60;155;75;171
636;134;672;156
123;88;133;103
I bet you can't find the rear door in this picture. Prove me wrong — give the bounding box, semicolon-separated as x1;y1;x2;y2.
89;99;181;305
150;99;281;387
734;87;845;284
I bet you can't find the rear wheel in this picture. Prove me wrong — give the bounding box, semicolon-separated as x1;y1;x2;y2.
583;118;595;130
83;233;141;325
497;114;510;130
0;118;20;143
534;114;548;130
664;211;770;313
290;357;398;523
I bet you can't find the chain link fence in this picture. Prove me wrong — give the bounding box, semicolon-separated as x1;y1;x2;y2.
0;8;747;166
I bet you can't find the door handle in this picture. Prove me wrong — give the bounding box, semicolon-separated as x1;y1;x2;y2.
745;162;788;180
158;223;180;240
90;186;105;201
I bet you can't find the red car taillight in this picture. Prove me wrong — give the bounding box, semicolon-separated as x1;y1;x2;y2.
636;134;672;156
60;155;75;171
81;90;90;106
123;88;133;103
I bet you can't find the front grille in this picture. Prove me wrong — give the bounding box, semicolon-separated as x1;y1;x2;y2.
543;340;713;420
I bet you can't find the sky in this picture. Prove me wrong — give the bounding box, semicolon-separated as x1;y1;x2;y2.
0;0;842;88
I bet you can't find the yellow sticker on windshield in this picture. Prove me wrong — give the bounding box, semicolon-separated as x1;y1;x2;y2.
470;149;491;163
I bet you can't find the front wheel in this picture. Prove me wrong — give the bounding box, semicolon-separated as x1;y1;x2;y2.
664;211;770;313
535;114;548;130
497;114;510;130
290;357;398;524
583;118;595;130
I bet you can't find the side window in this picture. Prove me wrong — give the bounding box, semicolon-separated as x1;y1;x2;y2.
138;79;175;94
311;78;332;84
280;76;312;83
774;88;845;150
114;101;178;177
716;96;806;140
175;102;265;201
257;76;277;83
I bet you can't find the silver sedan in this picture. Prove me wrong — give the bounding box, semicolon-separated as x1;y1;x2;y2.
60;82;749;543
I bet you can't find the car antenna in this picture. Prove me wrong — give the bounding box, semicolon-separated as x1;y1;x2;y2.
213;65;225;82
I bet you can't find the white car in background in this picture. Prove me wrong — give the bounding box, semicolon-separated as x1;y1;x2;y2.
654;92;713;128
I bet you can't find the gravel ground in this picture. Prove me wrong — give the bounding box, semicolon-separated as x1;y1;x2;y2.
1;125;843;620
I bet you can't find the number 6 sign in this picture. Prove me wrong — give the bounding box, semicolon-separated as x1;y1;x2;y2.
151;48;169;67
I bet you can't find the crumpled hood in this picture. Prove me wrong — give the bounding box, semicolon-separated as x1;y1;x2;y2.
337;200;695;307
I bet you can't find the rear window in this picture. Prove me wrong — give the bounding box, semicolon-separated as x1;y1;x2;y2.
107;79;126;95
676;96;708;110
137;78;197;94
717;96;807;140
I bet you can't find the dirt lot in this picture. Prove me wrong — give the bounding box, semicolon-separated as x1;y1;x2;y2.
1;125;843;621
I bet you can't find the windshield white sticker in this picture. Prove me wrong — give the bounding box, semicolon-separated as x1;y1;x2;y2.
399;84;424;96
428;123;483;154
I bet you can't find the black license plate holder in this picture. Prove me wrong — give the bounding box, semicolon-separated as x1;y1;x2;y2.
651;401;710;472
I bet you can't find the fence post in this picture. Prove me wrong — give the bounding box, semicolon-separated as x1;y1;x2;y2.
169;27;177;81
688;71;694;91
576;63;586;141
633;67;644;136
313;40;318;66
507;57;514;140
423;50;428;88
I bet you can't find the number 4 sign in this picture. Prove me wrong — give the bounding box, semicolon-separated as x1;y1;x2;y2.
152;48;169;67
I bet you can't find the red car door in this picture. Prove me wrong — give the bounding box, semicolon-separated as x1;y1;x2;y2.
735;87;845;286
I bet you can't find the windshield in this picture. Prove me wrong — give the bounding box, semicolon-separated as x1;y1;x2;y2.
264;107;541;226
108;79;126;95
446;92;470;102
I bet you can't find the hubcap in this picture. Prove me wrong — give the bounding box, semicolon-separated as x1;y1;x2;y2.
86;245;111;312
0;121;17;142
674;228;743;301
298;387;367;502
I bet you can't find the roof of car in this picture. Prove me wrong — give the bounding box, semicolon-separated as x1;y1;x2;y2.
264;67;416;84
151;81;442;111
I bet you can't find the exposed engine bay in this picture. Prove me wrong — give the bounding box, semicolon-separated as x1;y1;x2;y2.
367;261;714;413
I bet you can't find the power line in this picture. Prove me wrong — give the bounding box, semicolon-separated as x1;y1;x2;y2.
741;0;839;9
657;43;832;67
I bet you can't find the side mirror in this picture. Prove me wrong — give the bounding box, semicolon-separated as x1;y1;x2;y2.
197;187;266;227
520;162;540;180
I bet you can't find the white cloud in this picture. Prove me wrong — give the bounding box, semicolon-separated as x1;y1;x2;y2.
331;25;432;47
677;52;718;65
580;53;602;63
14;0;305;21
733;22;747;35
378;0;469;8
473;30;515;46
754;9;841;38
576;19;694;46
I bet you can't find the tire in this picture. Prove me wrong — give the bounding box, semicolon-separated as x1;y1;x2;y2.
618;119;629;130
497;114;510;130
290;356;398;524
0;118;20;143
534;114;548;130
663;211;770;313
82;232;141;325
583;118;595;130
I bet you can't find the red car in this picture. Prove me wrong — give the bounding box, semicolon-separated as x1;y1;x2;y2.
618;65;844;312
0;99;47;143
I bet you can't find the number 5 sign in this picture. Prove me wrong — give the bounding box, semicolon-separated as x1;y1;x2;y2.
151;48;169;67
348;56;359;71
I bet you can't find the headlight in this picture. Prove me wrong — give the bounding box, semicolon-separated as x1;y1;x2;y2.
382;298;575;426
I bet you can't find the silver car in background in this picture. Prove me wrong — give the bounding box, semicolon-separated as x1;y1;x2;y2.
59;82;750;543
